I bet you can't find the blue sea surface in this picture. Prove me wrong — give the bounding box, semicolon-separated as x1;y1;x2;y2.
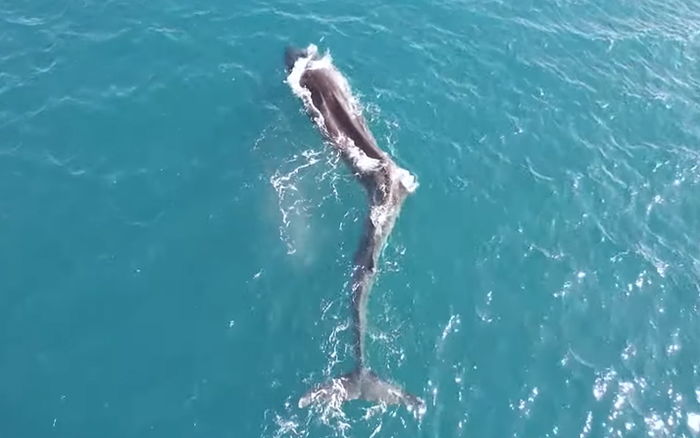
2;0;700;437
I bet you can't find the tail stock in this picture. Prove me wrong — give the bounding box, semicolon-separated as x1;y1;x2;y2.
298;367;426;417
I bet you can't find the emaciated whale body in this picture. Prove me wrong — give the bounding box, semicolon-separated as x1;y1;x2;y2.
284;44;425;416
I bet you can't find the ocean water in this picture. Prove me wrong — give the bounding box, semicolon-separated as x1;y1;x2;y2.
2;0;700;436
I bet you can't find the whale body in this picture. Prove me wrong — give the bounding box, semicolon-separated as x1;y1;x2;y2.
285;44;424;416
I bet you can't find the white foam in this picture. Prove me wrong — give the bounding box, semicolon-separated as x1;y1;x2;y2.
579;411;593;438
307;52;333;71
285;44;317;99
269;148;322;255
689;413;700;433
369;203;390;228
346;143;381;172
394;166;418;193
285;44;327;129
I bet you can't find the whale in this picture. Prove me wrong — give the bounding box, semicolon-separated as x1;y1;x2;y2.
284;44;425;416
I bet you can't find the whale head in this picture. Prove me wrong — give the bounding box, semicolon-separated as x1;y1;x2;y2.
284;45;318;72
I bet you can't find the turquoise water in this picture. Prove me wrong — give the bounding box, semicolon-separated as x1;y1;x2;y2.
2;0;700;436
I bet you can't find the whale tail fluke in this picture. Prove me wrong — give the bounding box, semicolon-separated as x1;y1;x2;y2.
298;368;426;417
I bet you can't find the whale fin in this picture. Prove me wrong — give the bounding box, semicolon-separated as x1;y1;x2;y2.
299;368;426;417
